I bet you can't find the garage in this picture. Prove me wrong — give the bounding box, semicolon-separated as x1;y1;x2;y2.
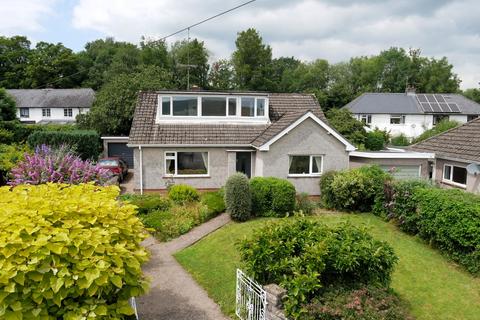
101;137;134;168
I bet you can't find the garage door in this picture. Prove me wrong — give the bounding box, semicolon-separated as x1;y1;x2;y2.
380;165;420;180
108;143;134;168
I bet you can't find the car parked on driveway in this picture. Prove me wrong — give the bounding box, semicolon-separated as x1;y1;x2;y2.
98;157;128;182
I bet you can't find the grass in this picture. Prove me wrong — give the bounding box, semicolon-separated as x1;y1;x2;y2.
175;211;480;319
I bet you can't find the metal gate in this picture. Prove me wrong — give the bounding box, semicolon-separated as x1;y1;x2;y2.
236;269;267;320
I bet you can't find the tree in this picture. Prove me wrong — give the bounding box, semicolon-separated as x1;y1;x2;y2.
376;47;412;92
463;88;480;104
0;88;17;121
325;108;367;147
0;36;31;88
270;57;301;92
169;39;209;89
325;62;355;109
416;57;460;93
77;66;172;135
140;38;169;68
286;59;330;107
232;28;273;91
208;59;235;90
25;42;81;88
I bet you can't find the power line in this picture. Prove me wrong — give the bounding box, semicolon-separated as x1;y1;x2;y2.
152;0;256;43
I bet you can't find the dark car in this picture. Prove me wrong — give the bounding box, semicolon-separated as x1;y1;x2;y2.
98;157;128;182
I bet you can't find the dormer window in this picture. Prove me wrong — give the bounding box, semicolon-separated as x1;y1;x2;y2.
157;94;269;123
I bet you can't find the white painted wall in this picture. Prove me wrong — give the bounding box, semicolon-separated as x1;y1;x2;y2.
17;107;88;123
355;113;470;139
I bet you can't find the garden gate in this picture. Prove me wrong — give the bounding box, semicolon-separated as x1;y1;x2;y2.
236;269;267;320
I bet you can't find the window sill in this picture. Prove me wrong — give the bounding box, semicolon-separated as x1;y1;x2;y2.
288;174;322;178
441;179;466;189
163;175;210;178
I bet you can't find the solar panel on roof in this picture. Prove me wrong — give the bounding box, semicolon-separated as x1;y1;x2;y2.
421;102;433;112
439;103;450;112
417;94;428;103
435;94;446;103
426;94;437;103
448;103;460;112
431;103;442;112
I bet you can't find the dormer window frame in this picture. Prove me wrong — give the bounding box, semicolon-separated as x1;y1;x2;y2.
156;94;269;124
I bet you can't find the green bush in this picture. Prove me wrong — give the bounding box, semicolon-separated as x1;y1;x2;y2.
295;192;316;215
414;188;480;274
320;166;391;212
0;183;149;318
0;144;30;185
365;129;388;151
120;193;172;215
201;189;226;218
168;184;200;204
250;177;296;217
27;129;101;160
413;119;459;143
225;173;252;221
239;219;398;318
305;285;412;320
390;134;410;146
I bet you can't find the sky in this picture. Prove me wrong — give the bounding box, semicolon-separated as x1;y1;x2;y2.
0;0;479;89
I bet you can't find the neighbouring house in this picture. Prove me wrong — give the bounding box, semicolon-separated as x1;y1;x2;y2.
7;88;94;124
128;91;355;195
349;149;434;180
343;89;480;139
411;117;480;193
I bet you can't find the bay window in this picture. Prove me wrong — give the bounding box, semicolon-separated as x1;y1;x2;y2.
289;155;323;176
443;164;467;186
165;151;208;176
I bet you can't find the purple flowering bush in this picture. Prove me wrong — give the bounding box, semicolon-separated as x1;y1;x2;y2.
9;144;112;186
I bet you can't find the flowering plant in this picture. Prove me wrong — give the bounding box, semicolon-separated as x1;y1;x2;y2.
9;144;112;186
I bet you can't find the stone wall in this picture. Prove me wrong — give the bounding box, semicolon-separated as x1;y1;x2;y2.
264;284;288;320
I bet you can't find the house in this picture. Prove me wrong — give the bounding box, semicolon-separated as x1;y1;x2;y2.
410;117;480;193
7;88;94;124
128;91;355;195
343;90;480;139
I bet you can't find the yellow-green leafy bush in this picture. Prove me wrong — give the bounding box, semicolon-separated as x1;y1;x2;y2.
0;183;149;319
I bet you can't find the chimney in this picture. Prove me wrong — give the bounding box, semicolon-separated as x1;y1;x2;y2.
406;85;416;96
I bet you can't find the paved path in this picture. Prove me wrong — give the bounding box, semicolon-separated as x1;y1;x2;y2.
137;213;232;320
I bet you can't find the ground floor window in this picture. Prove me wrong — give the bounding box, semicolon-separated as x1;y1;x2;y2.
288;155;323;176
165;151;208;176
42;108;51;117
64;108;73;117
20;107;29;118
443;164;467;186
390;115;406;124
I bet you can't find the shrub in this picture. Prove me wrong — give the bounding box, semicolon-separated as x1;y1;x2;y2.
8;144;111;186
0;144;30;185
168;184;200;204
239;219;398;317
225;173;252;221
413;119;459;143
0;183;149;318
390;134;410;146
295;192;316;215
320;166;391;212
319;170;337;208
365;129;388;151
27;129;101;160
305;285;413;320
250;177;296;217
120;193;172;215
201;189;226;218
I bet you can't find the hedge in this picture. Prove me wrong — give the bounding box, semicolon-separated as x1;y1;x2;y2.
27;130;101;160
0;183;149;318
250;177;296;217
224;173;252;221
320;166;391;212
239;219;397;318
375;180;480;274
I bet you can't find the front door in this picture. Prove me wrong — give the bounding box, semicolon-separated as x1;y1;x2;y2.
236;152;252;178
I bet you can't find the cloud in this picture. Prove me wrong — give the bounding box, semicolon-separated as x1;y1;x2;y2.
0;0;57;35
71;0;480;88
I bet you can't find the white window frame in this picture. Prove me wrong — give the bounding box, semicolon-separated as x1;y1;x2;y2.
359;114;372;125
164;151;210;177
156;95;269;123
390;115;406;125
64;108;73;117
42;108;51;118
442;164;467;188
288;155;323;177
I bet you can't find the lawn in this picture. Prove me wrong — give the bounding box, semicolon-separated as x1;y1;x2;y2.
175;211;480;319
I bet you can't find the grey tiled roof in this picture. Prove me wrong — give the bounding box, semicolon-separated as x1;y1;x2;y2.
410;117;480;163
129;91;329;147
6;89;95;109
344;93;480;115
